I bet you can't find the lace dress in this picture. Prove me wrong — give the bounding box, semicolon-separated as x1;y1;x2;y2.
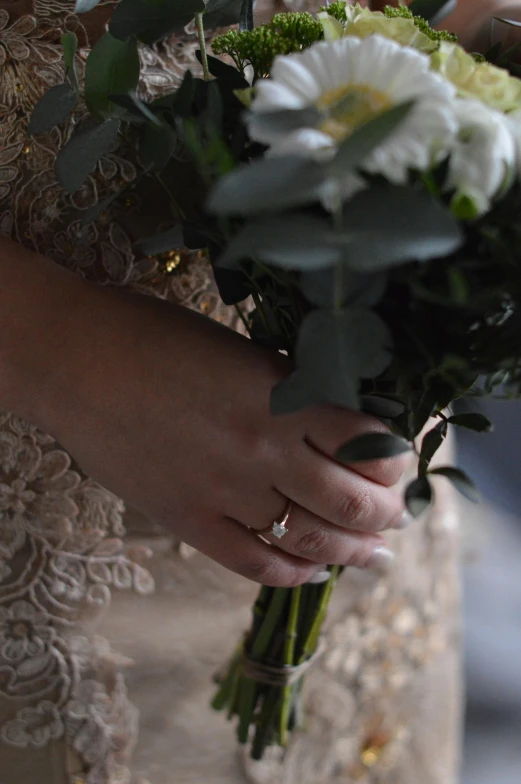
0;2;462;782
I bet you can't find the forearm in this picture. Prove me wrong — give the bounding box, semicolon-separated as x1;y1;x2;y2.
0;238;88;428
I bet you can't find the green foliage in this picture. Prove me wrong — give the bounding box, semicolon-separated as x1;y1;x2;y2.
54;119;121;193
212;12;323;77
336;433;412;463
271;307;392;414
29;84;77;135
448;413;493;432
429;466;480;502
384;3;458;42
321;2;347;23
341;185;463;271
204;0;243;28
207;155;325;215
419;419;447;474
109;0;205;45
405;476;433;517
218;214;344;271
84;33;140;119
331;101;415;177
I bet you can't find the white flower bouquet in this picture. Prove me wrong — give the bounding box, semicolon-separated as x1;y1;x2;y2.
30;0;521;762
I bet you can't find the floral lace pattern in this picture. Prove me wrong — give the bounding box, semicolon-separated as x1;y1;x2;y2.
0;1;231;781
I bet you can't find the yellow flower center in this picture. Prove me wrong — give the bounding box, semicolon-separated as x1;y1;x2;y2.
317;84;391;141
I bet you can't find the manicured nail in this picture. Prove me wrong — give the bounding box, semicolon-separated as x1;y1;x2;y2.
366;546;395;572
393;510;413;530
307;570;331;584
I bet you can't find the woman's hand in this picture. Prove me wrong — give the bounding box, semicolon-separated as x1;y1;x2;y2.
0;241;408;587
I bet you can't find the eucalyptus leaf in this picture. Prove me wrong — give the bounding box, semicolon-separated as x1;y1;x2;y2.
110;0;205;45
248;107;323;138
331;101;414;177
218;215;343;271
159;70;195;117
342;185;463;271
197;53;249;90
272;307;392;415
204;0;243;28
139;123;177;170
85;33;140;119
207;156;325;215
29;84;77;135
271;370;321;416
360;396;405;419
74;0;102;12
448;413;493;432
419;420;447;474
61;32;78;75
275;307;392;413
55;119;121;193
429;466;480;502
405;476;433;517
139;225;184;256
336;433;412;463
110;92;163;125
299;267;387;308
408;0;458;24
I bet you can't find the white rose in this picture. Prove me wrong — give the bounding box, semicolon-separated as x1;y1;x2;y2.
447;99;516;218
505;108;521;176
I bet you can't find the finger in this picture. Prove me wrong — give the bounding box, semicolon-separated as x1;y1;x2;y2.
280;444;408;533
303;405;409;487
187;516;327;587
253;502;394;569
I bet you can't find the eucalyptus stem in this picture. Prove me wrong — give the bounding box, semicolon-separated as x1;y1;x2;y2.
195;13;210;81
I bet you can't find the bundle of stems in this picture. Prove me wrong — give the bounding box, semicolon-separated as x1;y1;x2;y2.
212;565;341;759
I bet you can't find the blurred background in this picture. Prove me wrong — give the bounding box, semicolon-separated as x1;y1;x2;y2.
457;400;521;784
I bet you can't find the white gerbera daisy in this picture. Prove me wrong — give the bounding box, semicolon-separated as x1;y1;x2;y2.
447;99;516;219
248;35;457;193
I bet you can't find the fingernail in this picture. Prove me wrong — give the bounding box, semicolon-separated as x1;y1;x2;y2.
307;570;331;584
393;510;413;530
366;546;395;572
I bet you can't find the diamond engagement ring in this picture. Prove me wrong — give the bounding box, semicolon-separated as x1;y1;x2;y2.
258;501;292;540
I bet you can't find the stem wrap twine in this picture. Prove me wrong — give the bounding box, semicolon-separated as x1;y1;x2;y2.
241;637;326;688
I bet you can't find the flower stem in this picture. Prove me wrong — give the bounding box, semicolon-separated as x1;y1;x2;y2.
279;585;301;745
300;565;340;662
195;13;210;81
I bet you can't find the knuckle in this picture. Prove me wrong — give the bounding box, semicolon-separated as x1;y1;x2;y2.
294;527;330;557
245;555;280;585
344;545;372;570
244;554;292;587
337;488;375;528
